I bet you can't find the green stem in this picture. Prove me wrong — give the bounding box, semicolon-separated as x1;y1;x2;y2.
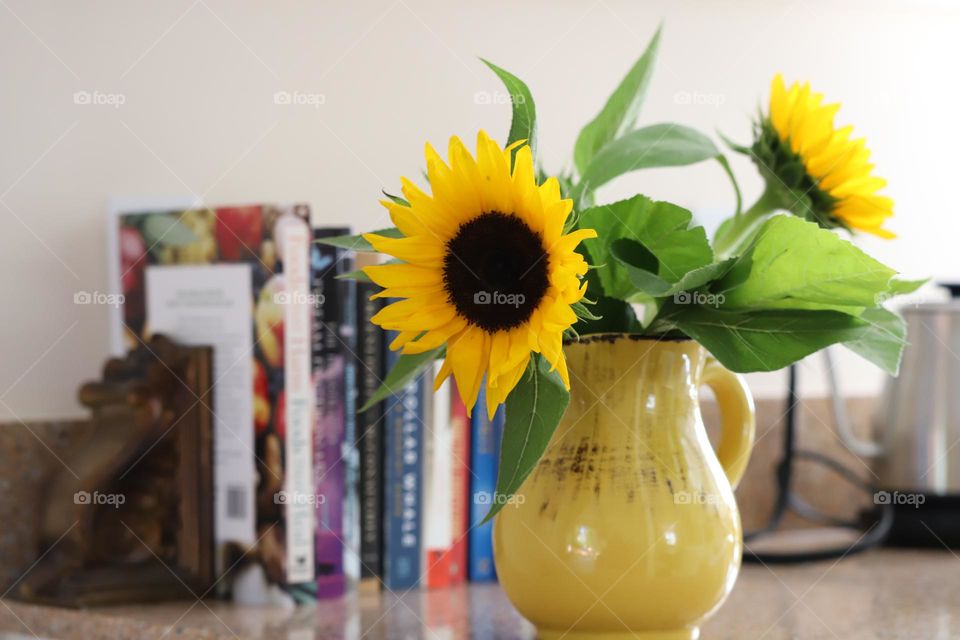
713;186;781;258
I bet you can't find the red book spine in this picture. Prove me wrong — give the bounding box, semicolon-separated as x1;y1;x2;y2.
445;382;471;585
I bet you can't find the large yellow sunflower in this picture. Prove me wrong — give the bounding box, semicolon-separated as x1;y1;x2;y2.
756;74;893;238
363;131;595;418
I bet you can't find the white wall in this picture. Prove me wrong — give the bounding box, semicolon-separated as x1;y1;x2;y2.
1;0;956;420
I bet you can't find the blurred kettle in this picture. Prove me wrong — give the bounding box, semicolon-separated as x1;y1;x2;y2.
828;286;960;546
830;286;960;493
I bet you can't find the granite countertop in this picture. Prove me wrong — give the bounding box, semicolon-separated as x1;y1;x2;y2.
0;547;955;639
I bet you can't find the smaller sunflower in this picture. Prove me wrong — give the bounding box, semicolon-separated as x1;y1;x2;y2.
363;131;596;418
752;74;893;238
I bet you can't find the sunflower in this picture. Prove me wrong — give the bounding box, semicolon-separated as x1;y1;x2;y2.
753;74;893;238
362;131;596;418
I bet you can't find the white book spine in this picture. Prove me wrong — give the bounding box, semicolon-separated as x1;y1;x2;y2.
279;214;316;583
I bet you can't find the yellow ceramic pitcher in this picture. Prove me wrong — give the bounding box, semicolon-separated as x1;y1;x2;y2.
494;335;755;640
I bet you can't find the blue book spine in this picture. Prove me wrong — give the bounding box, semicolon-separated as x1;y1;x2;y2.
468;387;503;582
382;331;425;590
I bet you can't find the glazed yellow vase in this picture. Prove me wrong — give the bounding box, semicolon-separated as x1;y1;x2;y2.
494;335;756;640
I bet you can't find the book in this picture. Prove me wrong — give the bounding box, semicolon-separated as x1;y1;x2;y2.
311;227;356;599
423;366;454;588
468;387;503;582
116;204;317;603
382;329;426;590
445;382;471;585
354;254;386;589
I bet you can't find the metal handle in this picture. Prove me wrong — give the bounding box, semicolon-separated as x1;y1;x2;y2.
823;347;884;458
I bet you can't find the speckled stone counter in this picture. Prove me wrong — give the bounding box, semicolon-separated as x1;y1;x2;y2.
0;548;955;639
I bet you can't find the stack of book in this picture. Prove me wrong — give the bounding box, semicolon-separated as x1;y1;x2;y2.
109;202;504;603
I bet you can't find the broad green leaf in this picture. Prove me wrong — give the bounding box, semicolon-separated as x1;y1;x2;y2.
360;347;442;411
574;25;661;174
142;213;196;247
718;215;896;312
315;227;403;252
577;123;721;197
672;306;868;373
843;307;908;375
611;240;737;299
481;59;537;164
579;195;713;299
483;355;570;523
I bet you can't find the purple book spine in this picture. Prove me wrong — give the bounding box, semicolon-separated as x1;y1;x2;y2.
311;228;351;598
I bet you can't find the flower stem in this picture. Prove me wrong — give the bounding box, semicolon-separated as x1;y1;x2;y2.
713;186;781;258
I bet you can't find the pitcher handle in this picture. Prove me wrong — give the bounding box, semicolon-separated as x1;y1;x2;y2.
701;357;756;489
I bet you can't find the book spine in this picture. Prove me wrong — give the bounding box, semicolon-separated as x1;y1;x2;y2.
311;228;351;599
383;330;425;590
468;388;503;582
355;280;385;587
446;381;471;585
339;247;360;587
423;365;453;588
279;213;316;585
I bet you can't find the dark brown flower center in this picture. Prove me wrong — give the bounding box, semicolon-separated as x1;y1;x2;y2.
442;211;549;332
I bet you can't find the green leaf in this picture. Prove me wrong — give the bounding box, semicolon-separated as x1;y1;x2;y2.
843;307;908;375
886;277;928;297
315;227;403;252
672;306;869;373
382;190;410;207
483;356;570;523
715;154;743;216
577;123;721;197
481;59;537;164
574;25;661;175
718;215;896;312
336;259;402;282
579;195;713;299
142;214;196;247
612;240;737;299
359;347;442;411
